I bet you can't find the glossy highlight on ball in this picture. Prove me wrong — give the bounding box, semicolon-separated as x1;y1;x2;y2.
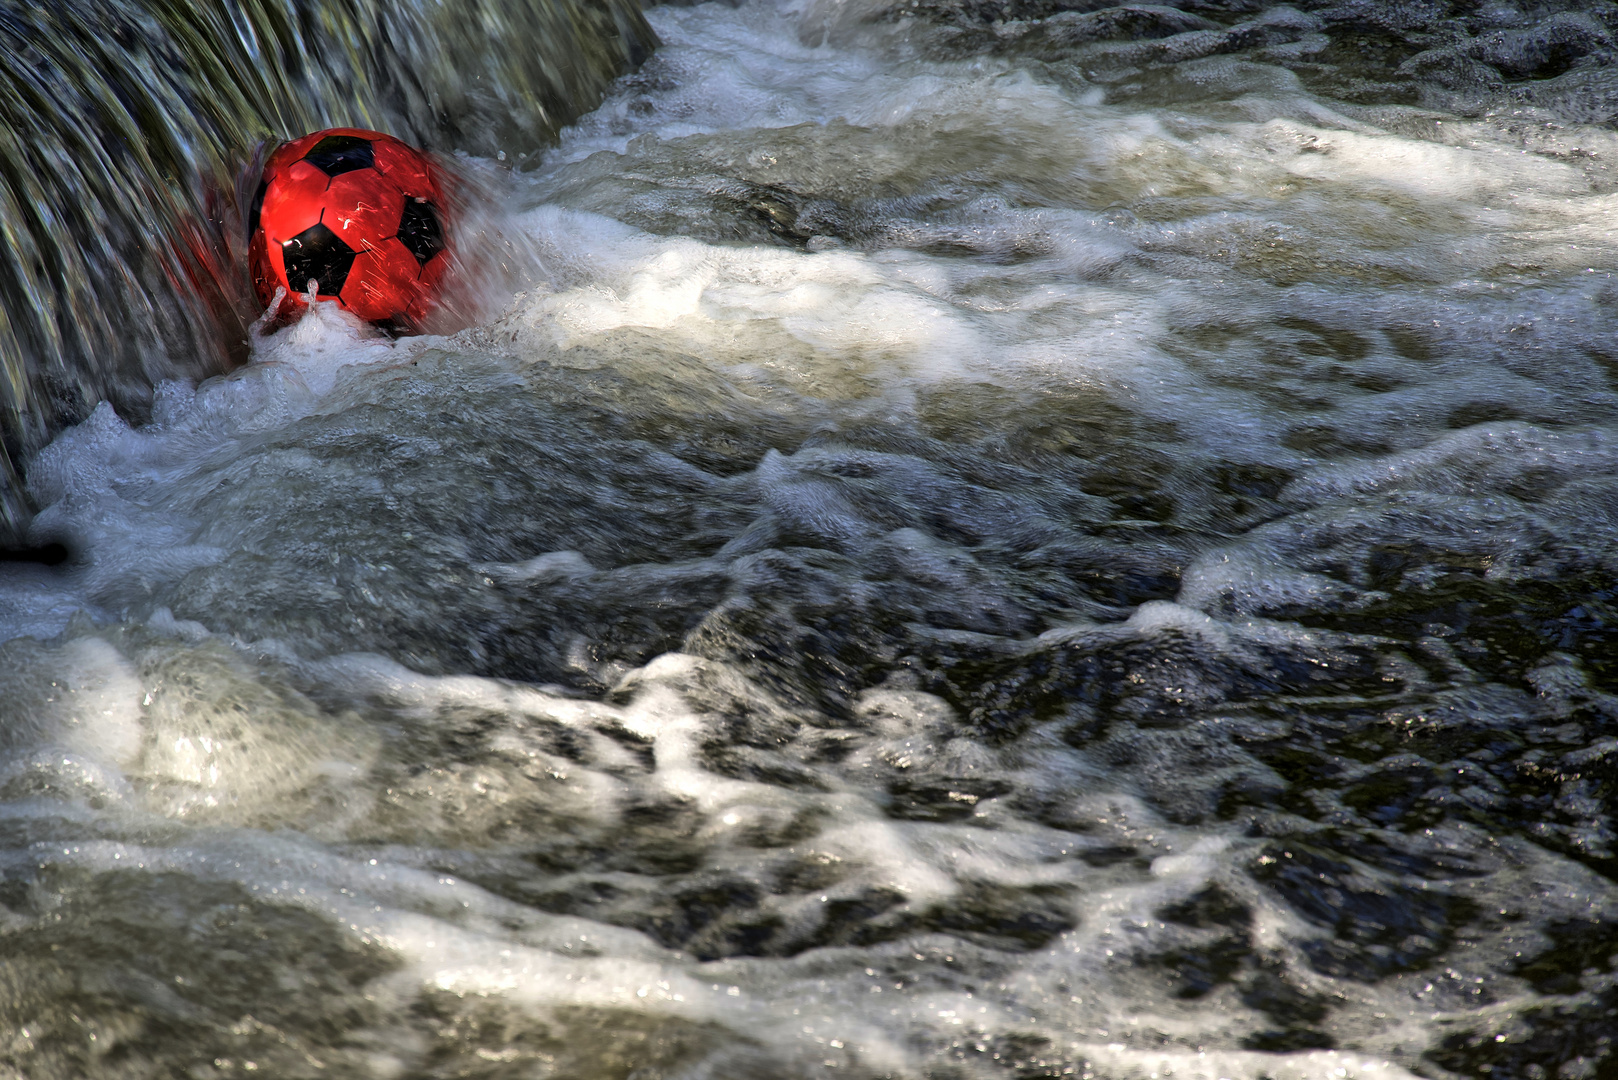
247;128;450;330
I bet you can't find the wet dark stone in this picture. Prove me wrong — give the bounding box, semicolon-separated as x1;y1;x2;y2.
1059;707;1111;748
1316;0;1450;35
725;182;854;249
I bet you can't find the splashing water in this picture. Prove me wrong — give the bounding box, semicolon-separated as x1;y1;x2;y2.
2;0;1618;1077
0;0;654;537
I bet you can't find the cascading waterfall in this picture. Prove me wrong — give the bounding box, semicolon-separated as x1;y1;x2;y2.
0;0;655;540
2;1;1618;1078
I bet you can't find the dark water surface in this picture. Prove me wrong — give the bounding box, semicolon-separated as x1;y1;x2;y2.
2;1;1618;1078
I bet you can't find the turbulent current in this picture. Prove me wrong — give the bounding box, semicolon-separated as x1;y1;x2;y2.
4;0;1618;1077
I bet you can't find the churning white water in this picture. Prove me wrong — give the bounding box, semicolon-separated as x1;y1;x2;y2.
3;0;1618;1077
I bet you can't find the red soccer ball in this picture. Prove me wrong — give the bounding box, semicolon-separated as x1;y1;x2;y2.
247;127;451;329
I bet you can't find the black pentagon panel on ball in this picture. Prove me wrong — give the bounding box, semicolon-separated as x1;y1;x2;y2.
282;221;357;297
303;135;375;178
397;200;445;267
247;178;267;241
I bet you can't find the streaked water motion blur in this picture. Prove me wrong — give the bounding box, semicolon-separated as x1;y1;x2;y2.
3;1;1618;1078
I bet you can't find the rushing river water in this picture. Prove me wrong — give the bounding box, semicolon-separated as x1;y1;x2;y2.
4;0;1618;1077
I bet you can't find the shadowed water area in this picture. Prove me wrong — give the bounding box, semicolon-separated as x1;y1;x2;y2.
3;0;1618;1078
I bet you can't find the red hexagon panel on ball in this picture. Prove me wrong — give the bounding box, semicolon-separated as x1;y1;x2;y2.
247;128;451;332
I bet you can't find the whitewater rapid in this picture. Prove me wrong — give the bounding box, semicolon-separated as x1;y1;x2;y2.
2;1;1617;1077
